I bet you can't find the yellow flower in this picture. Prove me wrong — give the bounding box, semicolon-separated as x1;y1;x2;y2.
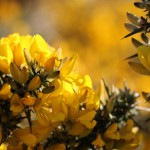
60;73;98;106
13;43;26;67
7;33;20;50
36;95;67;127
92;134;105;148
60;55;76;76
77;110;96;129
0;43;13;73
20;35;32;51
0;83;12;100
30;121;52;143
104;123;120;140
0;144;7;150
29;34;55;66
10;94;24;114
10;121;52;148
12;34;32;67
68;106;96;136
115;132;142;150
0;34;60;72
119;119;135;140
36;73;98;135
21;93;36;106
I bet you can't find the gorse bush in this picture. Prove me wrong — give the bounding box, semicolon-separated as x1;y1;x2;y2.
0;0;147;150
0;34;141;150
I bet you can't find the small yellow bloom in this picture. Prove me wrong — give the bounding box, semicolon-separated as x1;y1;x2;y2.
36;95;67;126
0;43;13;73
20;35;32;50
119;119;135;140
92;134;105;148
13;43;26;67
77;110;96;129
0;83;12;99
7;33;20;49
67;106;96;136
115;133;142;150
60;55;76;76
105;123;120;140
21;93;36;106
11;121;51;147
29;34;54;65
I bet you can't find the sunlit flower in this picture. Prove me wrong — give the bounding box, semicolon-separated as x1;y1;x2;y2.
29;34;55;66
0;33;140;150
21;93;36;106
0;43;13;73
36;72;98;137
60;55;76;76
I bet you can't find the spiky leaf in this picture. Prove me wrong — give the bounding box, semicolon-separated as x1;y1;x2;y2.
124;54;138;60
123;27;144;39
141;33;149;44
128;61;150;75
134;2;145;9
124;23;138;32
132;38;143;48
127;12;141;26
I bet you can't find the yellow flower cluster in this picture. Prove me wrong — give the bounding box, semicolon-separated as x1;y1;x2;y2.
0;33;100;149
0;33;57;73
0;33;141;150
92;120;142;150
